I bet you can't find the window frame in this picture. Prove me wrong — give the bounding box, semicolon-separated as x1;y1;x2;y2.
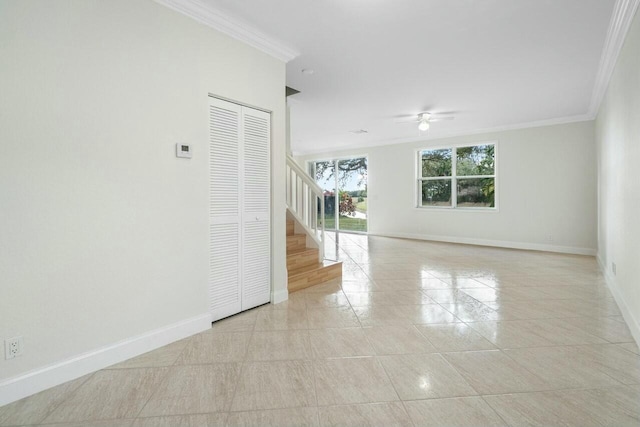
416;141;498;211
306;154;370;234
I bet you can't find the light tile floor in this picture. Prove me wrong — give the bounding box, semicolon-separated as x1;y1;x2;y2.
2;233;639;426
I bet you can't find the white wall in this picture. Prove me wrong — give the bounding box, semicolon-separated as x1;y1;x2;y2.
595;8;640;342
0;0;287;401
297;121;597;254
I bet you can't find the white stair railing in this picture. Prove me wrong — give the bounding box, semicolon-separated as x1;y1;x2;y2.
286;155;325;261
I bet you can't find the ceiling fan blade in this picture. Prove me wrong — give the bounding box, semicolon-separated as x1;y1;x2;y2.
394;117;420;124
429;116;455;122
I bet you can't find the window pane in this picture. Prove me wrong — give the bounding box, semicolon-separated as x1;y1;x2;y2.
421;149;452;177
337;157;368;232
456;144;495;176
456;178;495;208
421;179;452;207
314;161;336;230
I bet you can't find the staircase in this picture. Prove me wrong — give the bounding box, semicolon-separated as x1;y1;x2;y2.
285;155;342;293
286;219;342;292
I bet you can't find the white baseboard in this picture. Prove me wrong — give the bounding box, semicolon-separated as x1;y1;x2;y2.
597;255;640;346
272;287;289;305
0;313;212;407
371;232;596;256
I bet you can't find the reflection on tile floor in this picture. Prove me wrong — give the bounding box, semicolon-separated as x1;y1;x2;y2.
2;233;639;427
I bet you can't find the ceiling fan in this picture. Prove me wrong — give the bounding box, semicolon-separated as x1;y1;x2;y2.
395;112;455;131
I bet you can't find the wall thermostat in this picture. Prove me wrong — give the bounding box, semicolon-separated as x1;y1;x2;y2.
176;143;192;159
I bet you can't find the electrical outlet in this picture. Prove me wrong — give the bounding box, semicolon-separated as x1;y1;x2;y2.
612;262;617;275
5;336;23;360
546;234;554;243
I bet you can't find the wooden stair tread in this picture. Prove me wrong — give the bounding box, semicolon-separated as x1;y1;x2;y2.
288;259;341;277
286;234;306;241
287;260;342;293
287;247;318;256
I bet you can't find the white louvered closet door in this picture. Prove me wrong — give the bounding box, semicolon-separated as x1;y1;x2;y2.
209;98;242;321
209;97;271;321
241;107;271;311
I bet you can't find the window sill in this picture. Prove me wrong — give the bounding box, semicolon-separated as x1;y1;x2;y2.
415;206;499;213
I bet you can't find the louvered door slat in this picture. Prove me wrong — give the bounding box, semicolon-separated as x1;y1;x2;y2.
243;112;270;214
209;98;242;321
209;104;240;218
209;223;241;319
242;218;270;309
241;108;271;310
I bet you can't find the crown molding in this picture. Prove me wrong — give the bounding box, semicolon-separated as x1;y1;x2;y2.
588;0;640;116
292;113;594;156
154;0;299;62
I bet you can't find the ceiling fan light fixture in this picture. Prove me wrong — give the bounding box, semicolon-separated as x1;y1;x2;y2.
418;120;430;131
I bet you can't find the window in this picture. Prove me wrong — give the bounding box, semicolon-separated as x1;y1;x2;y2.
310;157;368;233
418;143;496;209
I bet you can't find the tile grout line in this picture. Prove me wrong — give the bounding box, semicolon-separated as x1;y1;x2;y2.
140;331;194;410
32;371;97;426
225;308;259;414
130;351;189;421
478;395;512;427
